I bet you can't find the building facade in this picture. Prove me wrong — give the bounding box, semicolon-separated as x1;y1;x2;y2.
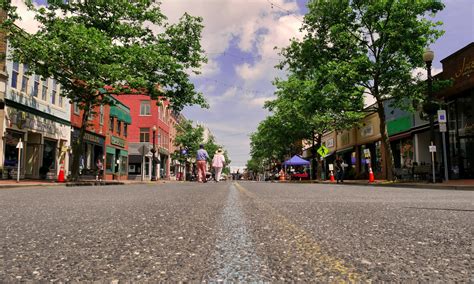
116;94;171;180
70;97;130;180
3;60;71;180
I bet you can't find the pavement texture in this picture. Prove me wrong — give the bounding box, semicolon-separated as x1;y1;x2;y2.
0;181;472;282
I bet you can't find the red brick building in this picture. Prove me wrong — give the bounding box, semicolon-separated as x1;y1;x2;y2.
115;94;171;180
70;96;131;180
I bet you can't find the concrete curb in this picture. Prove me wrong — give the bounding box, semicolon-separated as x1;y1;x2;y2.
281;180;474;191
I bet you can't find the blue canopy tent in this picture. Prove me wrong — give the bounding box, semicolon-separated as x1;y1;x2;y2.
283;155;310;167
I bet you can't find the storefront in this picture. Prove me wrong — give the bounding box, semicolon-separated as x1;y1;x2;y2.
3;102;70;180
438;42;474;179
105;136;128;180
355;113;384;179
70;128;105;176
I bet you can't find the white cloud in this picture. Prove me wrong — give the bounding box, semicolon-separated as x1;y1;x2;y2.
13;0;42;34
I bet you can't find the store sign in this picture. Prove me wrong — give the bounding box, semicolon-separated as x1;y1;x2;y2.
6;108;63;136
111;136;125;148
454;57;474;79
84;132;102;144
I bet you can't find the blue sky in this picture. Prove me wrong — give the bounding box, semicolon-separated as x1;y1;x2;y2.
23;0;474;168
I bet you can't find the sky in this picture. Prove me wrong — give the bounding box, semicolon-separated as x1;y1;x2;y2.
18;0;474;168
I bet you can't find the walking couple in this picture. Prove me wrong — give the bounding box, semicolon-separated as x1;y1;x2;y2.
196;144;226;183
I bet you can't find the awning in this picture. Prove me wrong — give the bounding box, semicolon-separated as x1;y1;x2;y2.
120;150;128;156
110;105;132;124
106;146;116;155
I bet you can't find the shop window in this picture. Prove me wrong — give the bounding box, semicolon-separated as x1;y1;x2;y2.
140;101;151;116
109;117;114;131
32;75;40;97
140;128;150;142
120;156;128;175
3;131;23;168
42;139;57;174
11;62;19;88
106;153;115;173
41;78;48;100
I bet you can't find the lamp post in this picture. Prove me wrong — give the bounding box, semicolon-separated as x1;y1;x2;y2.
423;48;436;183
151;125;157;181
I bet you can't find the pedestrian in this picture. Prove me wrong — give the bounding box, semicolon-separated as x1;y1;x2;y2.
212;148;226;182
96;158;103;181
335;155;345;183
196;144;209;183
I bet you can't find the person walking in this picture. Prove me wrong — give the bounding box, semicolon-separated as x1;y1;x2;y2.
196;144;209;183
212;148;226;182
335;155;345;183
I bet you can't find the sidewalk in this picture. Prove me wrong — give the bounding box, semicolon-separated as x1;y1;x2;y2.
308;179;474;191
0;179;174;189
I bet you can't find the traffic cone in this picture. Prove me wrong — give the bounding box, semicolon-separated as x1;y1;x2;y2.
330;170;335;182
279;169;286;181
57;166;65;183
368;167;375;183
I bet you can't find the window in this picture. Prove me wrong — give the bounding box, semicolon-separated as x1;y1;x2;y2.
124;123;128;137
159;105;165;121
99;105;104;125
58;94;63;107
51;79;57;104
140;101;151;116
140;128;150;142
32;75;40;97
11;62;19;88
106;153;115;173
109;117;114;131
41;78;48;100
73;102;80;114
42;139;57;171
21;64;29;93
117;120;121;135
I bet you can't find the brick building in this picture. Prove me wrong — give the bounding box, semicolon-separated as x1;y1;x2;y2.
70;96;130;180
116;94;171;180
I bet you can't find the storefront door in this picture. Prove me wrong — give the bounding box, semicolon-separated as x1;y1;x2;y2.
458;137;474;178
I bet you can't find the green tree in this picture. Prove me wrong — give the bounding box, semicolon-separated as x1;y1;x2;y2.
287;0;444;180
173;119;204;162
1;0;207;180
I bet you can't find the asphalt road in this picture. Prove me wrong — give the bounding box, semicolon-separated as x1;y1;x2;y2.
0;181;472;282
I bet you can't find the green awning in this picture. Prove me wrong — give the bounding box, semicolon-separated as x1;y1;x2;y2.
106;146;116;155
120;150;128;156
110;105;132;124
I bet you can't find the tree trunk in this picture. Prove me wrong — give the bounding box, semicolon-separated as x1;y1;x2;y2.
310;130;316;180
376;100;394;181
71;106;90;181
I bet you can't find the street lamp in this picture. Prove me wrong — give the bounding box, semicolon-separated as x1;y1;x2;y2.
423;48;437;183
151;125;157;181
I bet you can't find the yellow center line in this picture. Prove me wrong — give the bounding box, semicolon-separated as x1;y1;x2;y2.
234;182;364;282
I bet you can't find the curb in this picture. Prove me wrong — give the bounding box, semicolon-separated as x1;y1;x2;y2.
280;180;474;191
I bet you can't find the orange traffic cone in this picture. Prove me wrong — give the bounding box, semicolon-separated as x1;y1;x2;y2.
279;169;286;181
368;167;375;183
330;170;335;182
58;166;65;183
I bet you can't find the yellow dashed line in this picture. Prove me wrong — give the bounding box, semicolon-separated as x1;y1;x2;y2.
234;182;363;282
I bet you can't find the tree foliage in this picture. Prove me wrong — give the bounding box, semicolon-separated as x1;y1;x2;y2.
273;0;445;180
1;0;208;179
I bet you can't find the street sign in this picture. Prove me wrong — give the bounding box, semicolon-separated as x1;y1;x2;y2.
429;145;437;152
439;123;447;133
16;140;23;149
317;145;329;157
138;143;150;155
328;164;334;171
437;110;447;123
